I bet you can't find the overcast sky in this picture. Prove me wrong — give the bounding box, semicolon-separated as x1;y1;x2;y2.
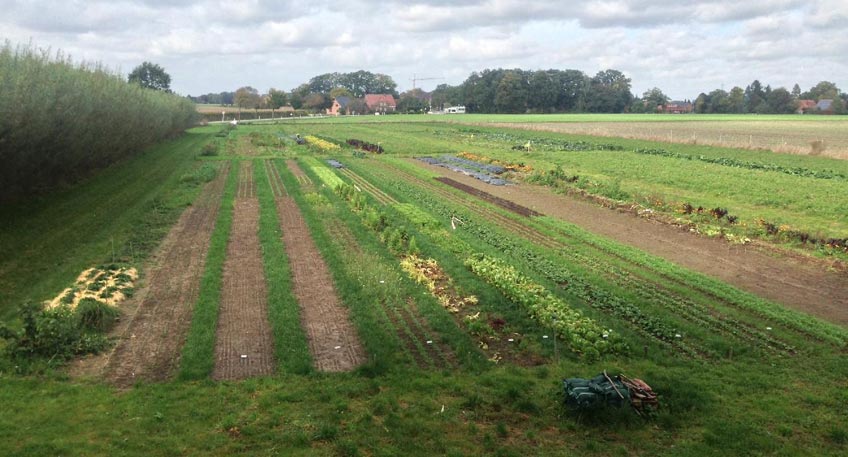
2;0;846;99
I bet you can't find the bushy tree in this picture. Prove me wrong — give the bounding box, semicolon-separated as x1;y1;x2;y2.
642;87;669;112
801;81;841;101
586;69;632;113
128;61;171;92
268;88;288;116
494;71;528;113
766;88;796;114
233;86;260;118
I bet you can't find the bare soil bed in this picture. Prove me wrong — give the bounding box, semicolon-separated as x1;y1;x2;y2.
101;163;230;386
415;160;848;326
276;161;365;372
212;162;275;380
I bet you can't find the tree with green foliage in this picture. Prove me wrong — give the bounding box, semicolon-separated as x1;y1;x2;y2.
397;89;429;113
268;88;288;117
587;69;632;113
744;80;766;113
128;61;171;92
801;81;841;101
642;87;669;112
234;86;260;119
494;70;528;113
791;83;802;99
766;87;796;114
527;70;559;113
303;92;330;112
728;87;746;113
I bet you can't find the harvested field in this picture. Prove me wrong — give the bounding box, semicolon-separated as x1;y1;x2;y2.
212;162;275;380
488;120;848;159
275;162;365;372
104;162;230;386
415;159;848;326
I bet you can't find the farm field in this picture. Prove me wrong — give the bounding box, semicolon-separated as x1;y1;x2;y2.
1;119;847;456
265;113;848;158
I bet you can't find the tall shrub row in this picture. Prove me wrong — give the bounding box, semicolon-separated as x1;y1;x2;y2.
0;42;198;200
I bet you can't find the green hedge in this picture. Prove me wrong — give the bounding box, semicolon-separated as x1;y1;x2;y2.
0;42;198;200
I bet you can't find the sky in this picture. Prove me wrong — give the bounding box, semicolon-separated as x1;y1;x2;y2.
2;0;846;100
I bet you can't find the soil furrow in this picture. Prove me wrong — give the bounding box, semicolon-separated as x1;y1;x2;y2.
264;159;286;198
104;162;230;386
340;168;398;205
398;300;458;369
212;162;275;380
275;166;365;372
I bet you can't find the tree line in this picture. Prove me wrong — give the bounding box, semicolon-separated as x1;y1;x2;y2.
187;68;846;116
694;81;846;114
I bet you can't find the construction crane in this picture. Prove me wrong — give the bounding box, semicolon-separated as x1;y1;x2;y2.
409;74;444;89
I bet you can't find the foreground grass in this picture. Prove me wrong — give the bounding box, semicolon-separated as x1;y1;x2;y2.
0;127;217;320
1;354;846;456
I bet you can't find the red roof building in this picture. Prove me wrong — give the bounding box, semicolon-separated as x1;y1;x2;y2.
796;99;816;114
364;94;397;113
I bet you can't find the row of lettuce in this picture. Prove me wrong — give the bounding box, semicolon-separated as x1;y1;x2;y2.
0;42;197;201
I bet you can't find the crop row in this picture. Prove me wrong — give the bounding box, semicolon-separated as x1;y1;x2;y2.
304;135;341;151
446;128;625;151
633;148;847;181
465;254;625;360
329;179;525;363
301;157;345;189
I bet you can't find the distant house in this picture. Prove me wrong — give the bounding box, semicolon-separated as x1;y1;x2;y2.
662;101;693;114
796;99;817;114
364;94;397;113
445;105;466;114
816;99;834;114
327;96;351;116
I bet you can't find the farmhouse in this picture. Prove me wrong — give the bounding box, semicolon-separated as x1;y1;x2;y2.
796;99;817;114
662;101;693;114
327;96;351;116
445;105;466;114
364;94;397;113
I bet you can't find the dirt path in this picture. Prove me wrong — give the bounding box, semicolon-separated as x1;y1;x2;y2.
212;161;275;380
274;160;365;372
102;163;230;386
412;160;848;326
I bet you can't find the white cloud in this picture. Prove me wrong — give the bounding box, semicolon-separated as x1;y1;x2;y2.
0;0;844;99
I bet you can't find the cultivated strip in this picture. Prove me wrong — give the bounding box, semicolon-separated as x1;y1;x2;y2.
339;168;398;205
276;160;365;372
212;161;275;380
105;162;229;386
